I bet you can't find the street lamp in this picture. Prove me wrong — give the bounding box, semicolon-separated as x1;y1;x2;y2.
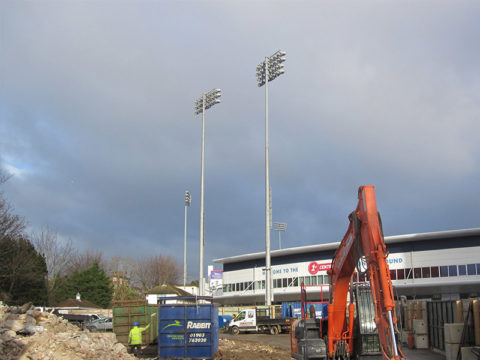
183;190;191;287
274;222;287;249
256;50;286;306
194;88;221;296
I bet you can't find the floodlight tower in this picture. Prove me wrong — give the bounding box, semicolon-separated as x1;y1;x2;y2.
256;50;286;305
274;222;287;249
194;88;221;296
183;190;191;287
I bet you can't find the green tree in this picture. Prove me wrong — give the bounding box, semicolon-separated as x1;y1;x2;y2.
0;236;48;305
0;191;47;305
57;262;113;308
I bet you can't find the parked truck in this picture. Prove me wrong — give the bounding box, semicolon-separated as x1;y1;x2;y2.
228;306;292;335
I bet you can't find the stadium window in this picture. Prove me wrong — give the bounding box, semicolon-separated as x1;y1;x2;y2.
287;278;293;287
262;280;265;289
305;276;311;286
282;278;288;287
390;269;397;280
324;275;330;284
406;268;413;279
477;264;480;275
318;275;323;285
293;278;298;286
440;266;448;277
422;267;430;278
299;277;305;286
458;265;467;276
397;269;405;280
467;264;476;275
431;266;439;278
449;265;457;277
414;268;422;279
311;276;318;285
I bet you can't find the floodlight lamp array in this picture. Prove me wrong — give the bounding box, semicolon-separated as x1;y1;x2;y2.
194;88;222;115
273;222;287;231
256;50;286;87
185;190;191;207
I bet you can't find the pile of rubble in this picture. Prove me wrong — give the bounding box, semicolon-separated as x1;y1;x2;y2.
0;302;135;360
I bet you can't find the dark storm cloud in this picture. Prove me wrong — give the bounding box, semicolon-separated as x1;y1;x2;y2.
1;1;479;279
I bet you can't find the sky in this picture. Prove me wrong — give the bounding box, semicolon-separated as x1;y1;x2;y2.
1;1;479;281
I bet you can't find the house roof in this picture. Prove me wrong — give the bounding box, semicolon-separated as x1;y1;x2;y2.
56;298;101;309
146;283;193;296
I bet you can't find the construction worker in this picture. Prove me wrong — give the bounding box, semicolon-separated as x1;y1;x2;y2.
128;316;153;356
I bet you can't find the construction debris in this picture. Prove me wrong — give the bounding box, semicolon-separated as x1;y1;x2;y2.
0;302;135;360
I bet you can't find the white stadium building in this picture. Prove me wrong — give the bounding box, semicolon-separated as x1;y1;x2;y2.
211;228;480;305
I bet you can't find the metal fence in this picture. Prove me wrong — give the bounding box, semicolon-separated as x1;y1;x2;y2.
427;300;456;351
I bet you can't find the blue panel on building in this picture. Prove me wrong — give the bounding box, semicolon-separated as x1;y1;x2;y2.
282;301;328;319
158;303;218;359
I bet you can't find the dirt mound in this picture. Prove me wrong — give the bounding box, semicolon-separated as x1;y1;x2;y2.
0;302;134;360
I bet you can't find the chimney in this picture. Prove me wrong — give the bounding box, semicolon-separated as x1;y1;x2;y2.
76;292;81;301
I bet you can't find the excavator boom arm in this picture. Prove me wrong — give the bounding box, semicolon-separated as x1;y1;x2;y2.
327;186;405;360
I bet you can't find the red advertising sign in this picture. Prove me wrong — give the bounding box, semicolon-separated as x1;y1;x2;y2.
308;261;331;275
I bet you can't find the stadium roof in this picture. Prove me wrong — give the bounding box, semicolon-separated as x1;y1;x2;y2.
213;228;480;265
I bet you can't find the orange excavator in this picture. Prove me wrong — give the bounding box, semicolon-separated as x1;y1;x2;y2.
291;186;406;360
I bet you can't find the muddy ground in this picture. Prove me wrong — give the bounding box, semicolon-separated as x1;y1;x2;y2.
143;331;445;360
215;338;291;360
216;332;445;360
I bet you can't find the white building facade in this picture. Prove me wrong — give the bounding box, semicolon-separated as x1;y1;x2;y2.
213;228;480;305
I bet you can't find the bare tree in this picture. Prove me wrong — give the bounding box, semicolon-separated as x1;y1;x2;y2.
32;228;77;305
0;197;25;241
133;255;182;294
33;228;76;279
71;249;106;273
106;256;136;279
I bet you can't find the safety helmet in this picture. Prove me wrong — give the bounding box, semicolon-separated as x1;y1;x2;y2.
133;322;139;326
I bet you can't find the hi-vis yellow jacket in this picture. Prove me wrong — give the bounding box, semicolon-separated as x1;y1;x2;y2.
128;323;150;345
